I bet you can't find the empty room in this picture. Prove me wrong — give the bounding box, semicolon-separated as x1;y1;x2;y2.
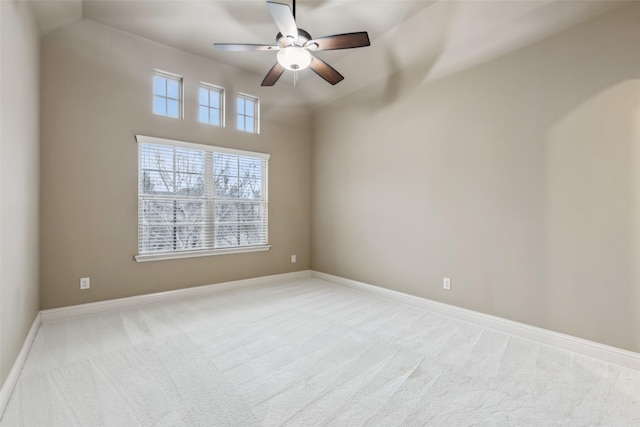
1;0;639;425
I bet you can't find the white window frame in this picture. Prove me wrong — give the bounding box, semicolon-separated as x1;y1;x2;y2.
199;82;225;127
237;93;260;134
135;135;270;262
153;70;183;119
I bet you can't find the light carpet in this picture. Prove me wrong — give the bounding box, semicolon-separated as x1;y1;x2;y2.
2;277;639;426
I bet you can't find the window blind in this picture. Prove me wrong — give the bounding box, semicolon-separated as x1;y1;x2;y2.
137;135;268;257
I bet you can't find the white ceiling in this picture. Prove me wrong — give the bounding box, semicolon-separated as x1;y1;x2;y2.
29;0;618;107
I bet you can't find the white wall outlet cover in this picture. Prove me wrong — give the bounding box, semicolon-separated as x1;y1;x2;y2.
443;277;451;290
291;255;297;263
80;277;90;290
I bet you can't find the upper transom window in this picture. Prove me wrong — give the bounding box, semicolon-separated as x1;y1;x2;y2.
237;94;259;134
153;70;182;119
199;83;224;127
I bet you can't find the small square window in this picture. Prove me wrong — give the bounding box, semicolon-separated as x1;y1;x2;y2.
237;94;259;134
153;71;183;119
198;83;224;127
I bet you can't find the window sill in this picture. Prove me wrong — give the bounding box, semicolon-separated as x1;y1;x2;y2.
135;245;271;263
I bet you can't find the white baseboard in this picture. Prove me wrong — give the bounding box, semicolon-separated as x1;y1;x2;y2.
0;312;41;416
6;267;637;422
41;270;312;323
311;270;640;371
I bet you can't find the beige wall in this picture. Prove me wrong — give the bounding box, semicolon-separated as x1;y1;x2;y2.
40;20;312;309
0;1;40;384
312;4;640;352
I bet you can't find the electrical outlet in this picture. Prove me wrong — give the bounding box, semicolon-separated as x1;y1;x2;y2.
443;277;451;291
80;277;90;290
291;255;297;263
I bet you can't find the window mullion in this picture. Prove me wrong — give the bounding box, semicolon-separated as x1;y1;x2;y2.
263;159;268;245
172;147;178;251
236;156;241;246
206;152;215;250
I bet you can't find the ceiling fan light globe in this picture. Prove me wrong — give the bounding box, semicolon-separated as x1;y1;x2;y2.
277;47;312;71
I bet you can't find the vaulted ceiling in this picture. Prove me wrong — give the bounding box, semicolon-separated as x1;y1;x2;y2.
29;0;618;106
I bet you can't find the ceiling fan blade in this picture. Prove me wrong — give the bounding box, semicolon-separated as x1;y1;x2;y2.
214;43;279;51
267;2;298;43
261;62;286;86
305;32;370;51
309;56;344;85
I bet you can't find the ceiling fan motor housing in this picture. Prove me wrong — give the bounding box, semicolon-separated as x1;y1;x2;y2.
276;28;312;47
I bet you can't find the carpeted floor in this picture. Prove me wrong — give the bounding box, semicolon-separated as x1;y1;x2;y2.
2;277;639;426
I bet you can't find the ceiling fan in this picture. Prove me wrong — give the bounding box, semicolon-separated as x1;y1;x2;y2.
214;0;371;86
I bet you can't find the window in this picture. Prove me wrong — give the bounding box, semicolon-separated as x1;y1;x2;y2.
237;94;259;134
153;71;182;118
136;135;269;262
199;83;224;126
